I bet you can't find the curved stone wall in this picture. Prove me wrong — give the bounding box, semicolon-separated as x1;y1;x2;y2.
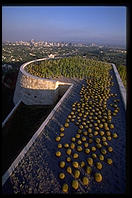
13;58;71;105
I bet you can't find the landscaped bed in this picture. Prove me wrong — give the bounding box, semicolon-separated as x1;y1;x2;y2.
2;57;126;194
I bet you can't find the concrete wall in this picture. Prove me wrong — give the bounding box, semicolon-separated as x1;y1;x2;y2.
13;57;71;106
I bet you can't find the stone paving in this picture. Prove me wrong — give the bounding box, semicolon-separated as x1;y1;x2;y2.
2;68;126;194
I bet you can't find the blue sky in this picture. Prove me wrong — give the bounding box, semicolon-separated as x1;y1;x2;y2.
2;6;126;46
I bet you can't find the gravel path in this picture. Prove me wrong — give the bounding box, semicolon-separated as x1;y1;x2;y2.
2;69;126;194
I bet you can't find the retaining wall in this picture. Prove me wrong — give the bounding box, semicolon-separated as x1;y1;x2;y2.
14;70;59;105
13;57;70;106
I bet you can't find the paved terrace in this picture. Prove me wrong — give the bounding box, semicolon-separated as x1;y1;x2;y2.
2;68;126;194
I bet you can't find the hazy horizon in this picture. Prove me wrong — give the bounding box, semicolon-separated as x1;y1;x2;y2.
2;6;126;47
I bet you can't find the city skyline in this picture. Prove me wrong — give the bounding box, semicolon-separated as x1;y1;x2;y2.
2;6;126;46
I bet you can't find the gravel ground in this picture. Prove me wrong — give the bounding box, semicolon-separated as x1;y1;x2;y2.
2;69;126;194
